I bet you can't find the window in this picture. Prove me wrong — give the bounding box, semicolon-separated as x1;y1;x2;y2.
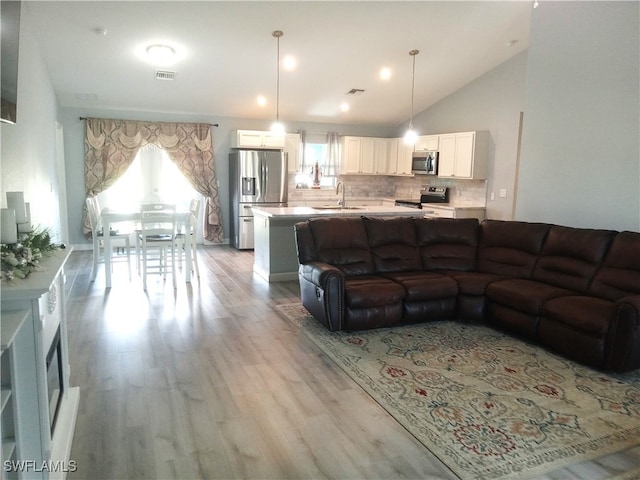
98;145;201;211
294;140;337;188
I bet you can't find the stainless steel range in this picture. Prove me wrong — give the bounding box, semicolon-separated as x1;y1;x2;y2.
395;186;449;208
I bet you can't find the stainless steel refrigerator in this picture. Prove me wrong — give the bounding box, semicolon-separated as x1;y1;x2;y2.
229;150;288;249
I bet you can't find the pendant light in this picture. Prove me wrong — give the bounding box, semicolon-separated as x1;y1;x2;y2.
271;30;285;134
404;49;420;145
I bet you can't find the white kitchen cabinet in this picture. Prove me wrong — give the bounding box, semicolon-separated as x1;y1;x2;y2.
341;136;362;174
340;136;389;175
437;131;488;180
387;138;414;176
285;133;301;173
230;129;286;149
1;249;79;480
415;135;439;152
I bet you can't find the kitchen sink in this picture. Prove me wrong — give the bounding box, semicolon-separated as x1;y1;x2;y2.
311;205;362;210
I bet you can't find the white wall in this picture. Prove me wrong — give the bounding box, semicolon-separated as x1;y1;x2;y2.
516;1;639;231
405;51;528;220
0;5;63;240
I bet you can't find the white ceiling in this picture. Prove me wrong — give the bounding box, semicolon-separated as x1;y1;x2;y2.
24;1;532;128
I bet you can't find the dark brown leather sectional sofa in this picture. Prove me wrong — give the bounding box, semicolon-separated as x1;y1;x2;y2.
294;216;640;372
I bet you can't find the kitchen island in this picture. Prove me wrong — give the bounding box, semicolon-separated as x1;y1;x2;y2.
251;205;426;282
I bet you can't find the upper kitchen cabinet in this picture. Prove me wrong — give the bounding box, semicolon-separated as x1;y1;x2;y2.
230;130;286;149
437;131;489;179
415;135;439;152
285;133;301;173
340;136;388;175
387;138;413;176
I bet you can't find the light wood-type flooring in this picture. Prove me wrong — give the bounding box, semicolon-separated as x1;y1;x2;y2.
64;246;640;480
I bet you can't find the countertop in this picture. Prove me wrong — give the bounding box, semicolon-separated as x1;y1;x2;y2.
252;205;427;219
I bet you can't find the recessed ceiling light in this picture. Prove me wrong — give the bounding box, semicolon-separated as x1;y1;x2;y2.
283;55;296;71
380;67;392;80
506;39;518;48
257;95;267;106
340;103;350;112
93;27;108;36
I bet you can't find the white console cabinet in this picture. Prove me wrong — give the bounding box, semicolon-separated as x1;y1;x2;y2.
1;249;79;480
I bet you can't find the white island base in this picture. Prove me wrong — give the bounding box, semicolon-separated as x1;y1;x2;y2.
251;205;427;282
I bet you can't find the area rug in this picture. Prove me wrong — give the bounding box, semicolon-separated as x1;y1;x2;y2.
276;303;640;480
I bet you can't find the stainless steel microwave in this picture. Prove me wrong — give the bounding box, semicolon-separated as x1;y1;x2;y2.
412;151;438;175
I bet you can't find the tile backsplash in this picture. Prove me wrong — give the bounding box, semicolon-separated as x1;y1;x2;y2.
289;174;487;206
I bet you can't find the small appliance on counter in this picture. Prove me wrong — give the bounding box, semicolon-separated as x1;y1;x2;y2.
411;150;439;175
394;186;449;209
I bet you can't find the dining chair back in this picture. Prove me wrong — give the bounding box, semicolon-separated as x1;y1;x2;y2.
175;198;201;278
138;203;177;290
86;196;132;281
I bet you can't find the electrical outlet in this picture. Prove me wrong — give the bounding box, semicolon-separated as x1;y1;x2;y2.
499;189;507;198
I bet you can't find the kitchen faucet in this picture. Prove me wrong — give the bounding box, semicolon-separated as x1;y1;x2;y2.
336;181;346;208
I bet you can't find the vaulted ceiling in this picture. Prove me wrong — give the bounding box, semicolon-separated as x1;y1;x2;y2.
25;1;532;127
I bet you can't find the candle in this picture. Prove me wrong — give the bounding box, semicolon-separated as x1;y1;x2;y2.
17;202;31;233
6;191;27;223
1;208;17;244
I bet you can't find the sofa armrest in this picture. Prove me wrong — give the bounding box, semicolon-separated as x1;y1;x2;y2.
617;295;640;320
299;261;345;287
607;295;640;372
298;262;345;331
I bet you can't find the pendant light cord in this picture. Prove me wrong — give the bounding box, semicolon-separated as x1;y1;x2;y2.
273;30;283;125
409;49;419;129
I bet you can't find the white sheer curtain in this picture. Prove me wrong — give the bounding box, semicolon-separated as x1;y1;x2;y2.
324;132;340;177
298;130;309;173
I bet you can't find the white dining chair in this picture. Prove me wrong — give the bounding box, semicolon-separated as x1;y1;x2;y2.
138;203;177;290
86;196;132;281
175;198;200;278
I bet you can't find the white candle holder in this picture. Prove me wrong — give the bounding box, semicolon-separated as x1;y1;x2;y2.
1;208;18;244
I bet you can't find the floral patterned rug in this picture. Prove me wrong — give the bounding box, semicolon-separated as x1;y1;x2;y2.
276;303;640;480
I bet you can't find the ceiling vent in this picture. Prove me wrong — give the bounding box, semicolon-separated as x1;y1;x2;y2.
155;70;175;81
346;88;365;95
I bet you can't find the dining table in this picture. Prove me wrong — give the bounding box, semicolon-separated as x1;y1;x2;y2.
100;208;193;288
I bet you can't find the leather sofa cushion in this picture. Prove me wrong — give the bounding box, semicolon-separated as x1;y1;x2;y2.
447;271;506;296
589;231;640;301
532;226;616;292
486;278;572;314
541;296;615;336
415;217;479;271
309;217;375;275
382;271;458;302
478;220;551;277
362;217;420;273
344;275;405;308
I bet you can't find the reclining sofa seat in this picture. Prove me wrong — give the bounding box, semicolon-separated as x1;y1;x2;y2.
540;231;640;370
485;225;616;341
296;217;406;331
